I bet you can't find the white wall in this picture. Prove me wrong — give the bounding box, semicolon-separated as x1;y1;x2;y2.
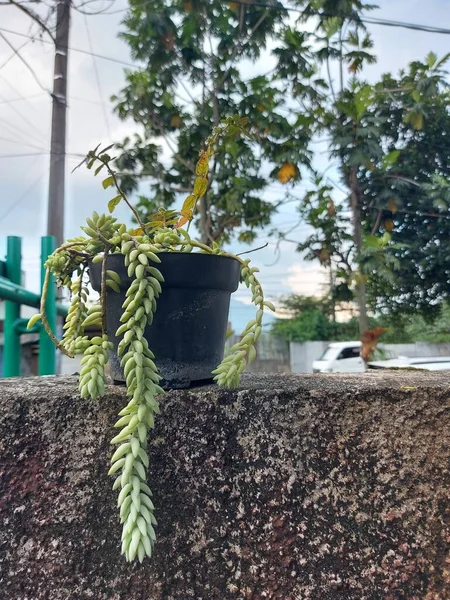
59;353;82;376
290;341;329;373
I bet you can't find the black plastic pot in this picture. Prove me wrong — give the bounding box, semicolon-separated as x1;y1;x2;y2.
90;252;241;389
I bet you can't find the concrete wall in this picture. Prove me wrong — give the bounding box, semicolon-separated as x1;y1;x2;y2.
59;352;82;375
383;342;450;357
1;373;450;599
290;340;328;373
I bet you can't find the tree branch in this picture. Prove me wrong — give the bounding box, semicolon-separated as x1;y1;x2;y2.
371;209;383;235
5;0;55;43
236;242;268;256
384;173;422;188
326;43;337;103
204;6;270;109
338;28;344;93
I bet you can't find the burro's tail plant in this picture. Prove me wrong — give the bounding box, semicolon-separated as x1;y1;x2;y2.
27;116;275;562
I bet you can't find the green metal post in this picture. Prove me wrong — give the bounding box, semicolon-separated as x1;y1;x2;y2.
0;276;68;315
39;236;57;375
4;236;22;377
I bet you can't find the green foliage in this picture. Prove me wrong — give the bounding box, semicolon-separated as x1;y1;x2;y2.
279;7;450;324
79;334;112;399
295;175;352;269
273;292;450;345
112;0;316;243
358;63;450;316
62;276;89;355
109;238;164;561
272;308;335;342
401;303;450;343
271;294;353;342
212;264;274;385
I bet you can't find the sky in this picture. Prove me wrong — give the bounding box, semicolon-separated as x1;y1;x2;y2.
0;0;449;332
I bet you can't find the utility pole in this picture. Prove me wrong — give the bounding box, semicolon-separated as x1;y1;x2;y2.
47;0;70;248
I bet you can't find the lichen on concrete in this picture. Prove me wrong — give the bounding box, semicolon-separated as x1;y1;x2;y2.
0;372;449;599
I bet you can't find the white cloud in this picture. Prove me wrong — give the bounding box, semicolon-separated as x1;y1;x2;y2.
285;263;328;296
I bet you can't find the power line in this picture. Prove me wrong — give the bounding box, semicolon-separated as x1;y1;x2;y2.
0;117;41;150
69;94;104;105
0;31;51;93
0;26;139;68
0;113;33;141
0;150;84;159
0;136;47;152
0;73;48;142
0;106;47;149
83;14;111;137
73;0;116;16
0;152;48;158
358;15;450;35
230;1;450;35
0;5;448;84
97;0;450;35
0;36;30;71
0;92;46;104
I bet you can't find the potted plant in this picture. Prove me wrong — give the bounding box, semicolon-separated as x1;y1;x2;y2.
28;116;275;562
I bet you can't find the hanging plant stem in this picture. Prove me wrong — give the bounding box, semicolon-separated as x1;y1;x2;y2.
100;245;111;336
39;268;74;358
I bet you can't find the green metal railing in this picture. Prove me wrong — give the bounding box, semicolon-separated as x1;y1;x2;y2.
1;236;67;377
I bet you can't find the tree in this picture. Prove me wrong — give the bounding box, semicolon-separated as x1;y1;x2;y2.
271;294;338;342
112;0;319;244
359;54;450;319
272;0;383;335
275;2;450;333
271;293;377;342
270;293;450;345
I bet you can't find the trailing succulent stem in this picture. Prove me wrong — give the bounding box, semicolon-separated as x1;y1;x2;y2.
109;235;164;561
27;116;276;563
212;260;275;388
62;273;89;355
79;334;112;399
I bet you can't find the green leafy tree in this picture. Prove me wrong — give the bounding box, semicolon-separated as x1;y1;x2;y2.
271;295;337;342
401;303;450;343
358;54;450;318
272;0;383;335
113;0;319;244
271;293;374;342
275;2;450;334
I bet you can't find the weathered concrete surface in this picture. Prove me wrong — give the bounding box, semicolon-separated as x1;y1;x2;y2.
0;373;450;600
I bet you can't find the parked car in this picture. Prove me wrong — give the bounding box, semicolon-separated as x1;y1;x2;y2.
312;341;450;373
312;341;365;373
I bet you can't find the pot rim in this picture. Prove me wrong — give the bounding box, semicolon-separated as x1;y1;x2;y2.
89;249;241;293
105;250;240;263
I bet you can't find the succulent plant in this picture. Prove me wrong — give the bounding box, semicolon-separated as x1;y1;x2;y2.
28;117;275;561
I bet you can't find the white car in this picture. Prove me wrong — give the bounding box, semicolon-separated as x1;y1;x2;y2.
312;341;365;373
312;341;450;373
